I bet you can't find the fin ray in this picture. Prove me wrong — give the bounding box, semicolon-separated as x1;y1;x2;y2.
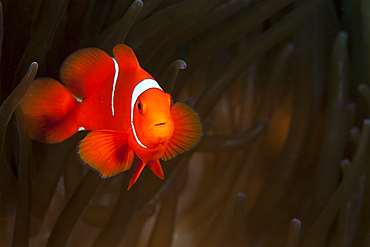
113;44;140;71
161;102;202;161
147;160;164;180
77;130;134;178
60;48;115;99
128;160;146;190
21;78;78;143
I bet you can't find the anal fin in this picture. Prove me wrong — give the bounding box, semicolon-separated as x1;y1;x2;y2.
127;160;164;190
147;160;164;180
128;160;146;190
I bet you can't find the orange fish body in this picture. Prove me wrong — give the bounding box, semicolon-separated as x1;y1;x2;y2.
21;44;202;189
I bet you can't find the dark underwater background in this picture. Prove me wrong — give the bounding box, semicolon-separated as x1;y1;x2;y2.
1;0;369;246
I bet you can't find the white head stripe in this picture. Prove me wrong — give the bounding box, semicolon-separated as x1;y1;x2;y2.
131;79;163;148
111;58;119;116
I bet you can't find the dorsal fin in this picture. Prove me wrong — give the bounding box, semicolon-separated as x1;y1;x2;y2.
113;44;140;71
60;48;115;99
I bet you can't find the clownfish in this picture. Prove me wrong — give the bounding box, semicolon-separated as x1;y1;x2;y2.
21;44;202;189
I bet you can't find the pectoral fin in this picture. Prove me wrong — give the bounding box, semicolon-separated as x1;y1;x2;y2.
161;102;202;161
77;130;134;178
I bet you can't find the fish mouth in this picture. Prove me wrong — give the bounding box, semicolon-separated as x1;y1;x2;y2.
147;120;174;146
148;120;173;131
154;122;167;127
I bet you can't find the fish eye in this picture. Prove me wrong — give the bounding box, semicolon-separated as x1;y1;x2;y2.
137;100;144;114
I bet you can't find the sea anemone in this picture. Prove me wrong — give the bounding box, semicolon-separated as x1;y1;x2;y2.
1;0;369;246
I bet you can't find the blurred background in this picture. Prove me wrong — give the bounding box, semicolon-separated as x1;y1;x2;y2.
0;0;369;246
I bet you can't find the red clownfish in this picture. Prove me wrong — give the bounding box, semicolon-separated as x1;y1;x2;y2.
21;44;202;189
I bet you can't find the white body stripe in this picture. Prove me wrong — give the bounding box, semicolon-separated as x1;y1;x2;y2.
131;79;163;148
111;58;119;116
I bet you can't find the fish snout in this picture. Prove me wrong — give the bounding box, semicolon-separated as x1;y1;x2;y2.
149;120;173;131
148;120;174;146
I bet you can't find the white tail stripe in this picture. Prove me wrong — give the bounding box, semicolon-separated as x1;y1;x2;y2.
131;79;163;148
111;58;119;116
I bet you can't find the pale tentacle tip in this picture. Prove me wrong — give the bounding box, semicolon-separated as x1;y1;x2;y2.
340;158;350;163
187;97;195;106
286;42;295;50
339;30;349;38
29;61;39;71
237;192;246;198
340;158;351;174
347;101;355;107
291;218;301;225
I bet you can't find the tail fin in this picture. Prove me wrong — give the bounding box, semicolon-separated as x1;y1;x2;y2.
21;78;79;143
